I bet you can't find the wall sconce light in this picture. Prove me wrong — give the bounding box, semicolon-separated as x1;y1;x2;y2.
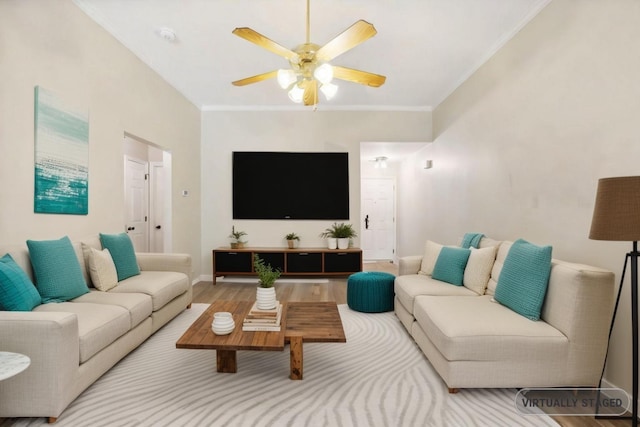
424;160;433;169
374;156;388;169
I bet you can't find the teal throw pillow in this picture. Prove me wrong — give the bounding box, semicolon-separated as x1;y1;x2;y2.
494;239;552;321
432;247;471;286
26;236;89;303
99;233;140;281
0;254;42;311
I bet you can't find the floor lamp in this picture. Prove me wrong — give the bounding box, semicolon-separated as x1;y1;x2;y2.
589;176;640;427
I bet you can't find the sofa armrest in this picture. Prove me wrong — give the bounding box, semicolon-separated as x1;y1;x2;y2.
399;255;423;276
136;252;192;283
542;260;615;385
0;311;79;418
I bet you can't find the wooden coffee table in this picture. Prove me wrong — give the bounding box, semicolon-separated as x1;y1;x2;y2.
176;300;346;380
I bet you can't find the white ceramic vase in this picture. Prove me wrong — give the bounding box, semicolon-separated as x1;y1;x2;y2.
327;237;338;250
211;312;235;335
337;238;349;249
256;287;277;310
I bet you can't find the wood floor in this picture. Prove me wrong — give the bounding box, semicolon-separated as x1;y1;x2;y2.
194;260;631;427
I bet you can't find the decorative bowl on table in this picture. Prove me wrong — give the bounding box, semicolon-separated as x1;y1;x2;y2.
212;312;235;335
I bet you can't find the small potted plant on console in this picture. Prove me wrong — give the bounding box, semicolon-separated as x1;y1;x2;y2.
285;232;300;249
321;223;357;249
253;254;281;309
333;223;357;249
228;226;248;249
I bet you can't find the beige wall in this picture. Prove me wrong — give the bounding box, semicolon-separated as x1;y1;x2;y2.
397;0;639;396
200;110;432;277
0;0;202;275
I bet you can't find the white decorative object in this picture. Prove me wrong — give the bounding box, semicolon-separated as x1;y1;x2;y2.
327;237;338;250
337;238;349;249
211;312;235;335
256;287;277;310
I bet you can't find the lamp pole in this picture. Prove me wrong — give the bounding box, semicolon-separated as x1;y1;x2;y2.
631;241;638;427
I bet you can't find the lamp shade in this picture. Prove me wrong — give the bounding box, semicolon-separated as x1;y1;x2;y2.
589;176;640;241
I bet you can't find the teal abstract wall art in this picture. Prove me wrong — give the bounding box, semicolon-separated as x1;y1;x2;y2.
34;86;89;215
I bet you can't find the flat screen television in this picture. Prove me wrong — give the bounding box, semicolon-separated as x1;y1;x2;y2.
232;151;349;220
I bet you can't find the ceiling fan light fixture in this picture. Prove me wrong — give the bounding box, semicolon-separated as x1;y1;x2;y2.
277;69;298;89
288;84;305;103
320;82;338;100
313;63;334;84
231;0;385;107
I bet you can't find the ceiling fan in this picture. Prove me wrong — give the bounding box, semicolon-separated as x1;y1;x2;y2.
231;0;386;106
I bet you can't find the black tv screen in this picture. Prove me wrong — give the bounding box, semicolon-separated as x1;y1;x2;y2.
233;151;349;220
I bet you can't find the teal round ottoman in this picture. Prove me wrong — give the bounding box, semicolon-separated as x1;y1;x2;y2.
347;271;396;313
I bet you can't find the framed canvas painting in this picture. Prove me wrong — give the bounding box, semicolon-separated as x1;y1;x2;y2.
34;86;89;215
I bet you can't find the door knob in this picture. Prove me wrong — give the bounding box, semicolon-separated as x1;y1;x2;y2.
365;215;369;230
155;225;162;230
127;226;135;231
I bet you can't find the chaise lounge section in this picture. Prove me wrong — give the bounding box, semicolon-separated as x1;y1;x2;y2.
395;236;615;392
0;235;193;422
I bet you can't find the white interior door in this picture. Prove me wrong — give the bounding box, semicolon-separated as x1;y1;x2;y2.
361;178;395;260
149;161;165;253
124;156;149;252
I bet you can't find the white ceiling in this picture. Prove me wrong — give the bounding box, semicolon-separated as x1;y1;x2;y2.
72;0;550;112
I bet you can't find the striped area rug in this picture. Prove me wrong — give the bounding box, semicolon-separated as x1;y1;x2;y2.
12;304;557;427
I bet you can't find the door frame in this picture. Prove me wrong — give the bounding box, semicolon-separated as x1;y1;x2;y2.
123;134;172;253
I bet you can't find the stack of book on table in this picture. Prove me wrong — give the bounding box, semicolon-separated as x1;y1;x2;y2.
242;302;283;332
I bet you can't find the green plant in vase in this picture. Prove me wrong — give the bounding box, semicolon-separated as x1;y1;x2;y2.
320;222;357;249
253;254;281;309
228;226;248;249
253;254;282;288
285;232;300;249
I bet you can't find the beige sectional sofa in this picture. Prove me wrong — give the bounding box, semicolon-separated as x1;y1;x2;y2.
0;235;193;422
395;236;615;392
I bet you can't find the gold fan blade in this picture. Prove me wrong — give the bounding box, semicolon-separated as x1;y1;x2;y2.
303;79;318;106
316;20;377;62
232;27;299;61
332;66;386;87
232;70;278;86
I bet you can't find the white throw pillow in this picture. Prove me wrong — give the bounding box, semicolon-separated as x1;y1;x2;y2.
418;240;444;276
463;246;497;295
87;247;118;291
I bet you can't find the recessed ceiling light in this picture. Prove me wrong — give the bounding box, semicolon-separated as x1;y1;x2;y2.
157;27;177;43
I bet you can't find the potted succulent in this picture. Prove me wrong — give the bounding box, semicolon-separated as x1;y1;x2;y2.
228;226;247;249
253;254;281;309
285;232;300;249
320;222;357;249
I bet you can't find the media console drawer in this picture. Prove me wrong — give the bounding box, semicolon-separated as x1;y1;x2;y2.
213;251;252;273
324;252;362;273
286;252;323;273
212;247;363;280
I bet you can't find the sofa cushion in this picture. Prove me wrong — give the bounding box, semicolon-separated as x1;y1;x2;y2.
486;241;513;295
99;233;140;281
394;274;477;314
110;271;189;311
82;244;118;291
413;295;567;362
26;236;89;303
432;247;471;286
418;240;443;276
494;239;552;321
463;246;497;295
0;254;41;311
34;302;130;363
73;290;152;329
